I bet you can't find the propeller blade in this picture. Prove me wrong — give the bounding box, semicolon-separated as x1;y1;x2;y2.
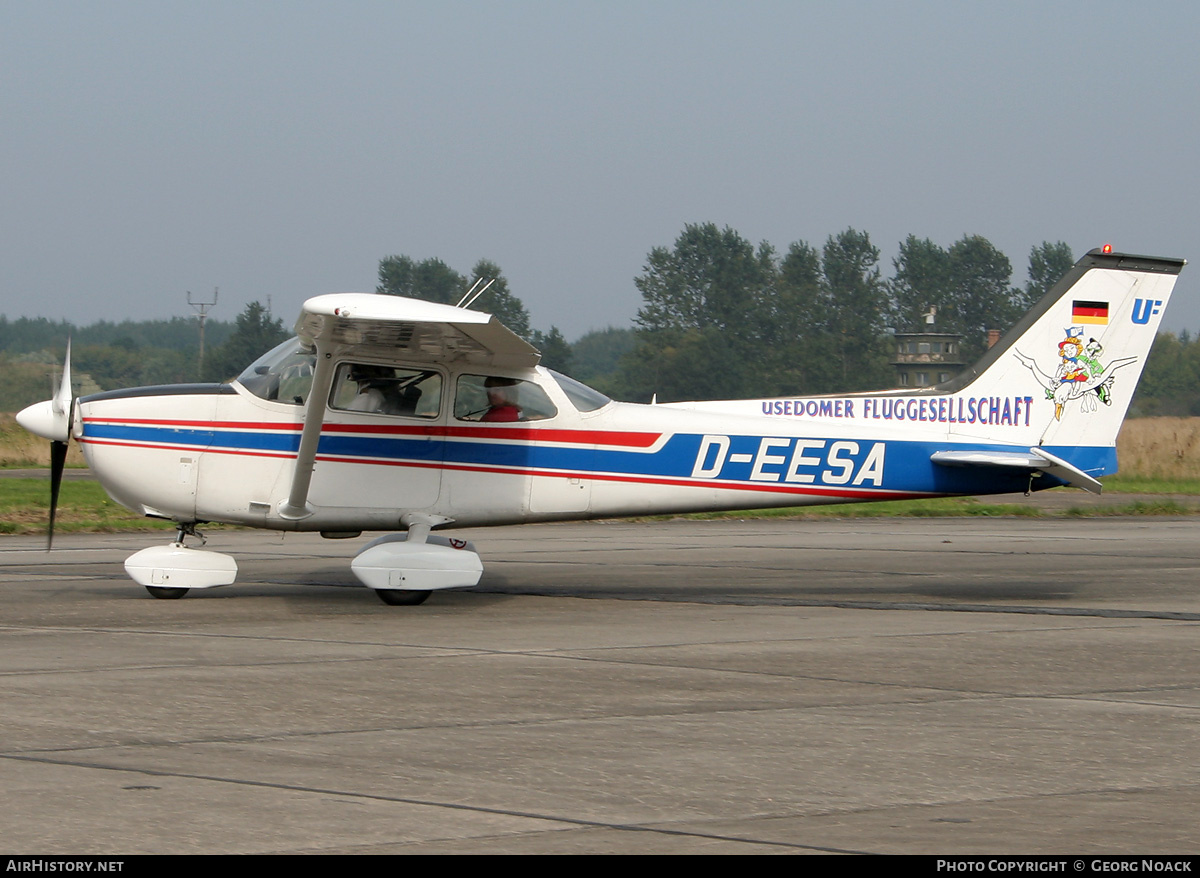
53;338;72;420
48;440;68;551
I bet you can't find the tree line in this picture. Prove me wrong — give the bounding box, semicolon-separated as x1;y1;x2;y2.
2;227;1195;416
603;224;1075;402
0;307;286;411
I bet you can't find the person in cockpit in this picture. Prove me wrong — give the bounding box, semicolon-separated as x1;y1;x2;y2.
481;376;521;422
346;365;397;413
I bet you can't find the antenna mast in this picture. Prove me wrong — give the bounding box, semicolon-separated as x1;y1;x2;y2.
456;277;496;310
188;287;219;379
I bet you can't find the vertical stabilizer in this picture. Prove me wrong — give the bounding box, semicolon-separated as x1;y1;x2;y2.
943;248;1185;449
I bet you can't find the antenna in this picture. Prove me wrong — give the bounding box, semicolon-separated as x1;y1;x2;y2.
457;277;496;310
455;278;484;308
188;287;219;379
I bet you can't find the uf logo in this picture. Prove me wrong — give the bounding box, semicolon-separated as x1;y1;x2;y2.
1132;298;1163;324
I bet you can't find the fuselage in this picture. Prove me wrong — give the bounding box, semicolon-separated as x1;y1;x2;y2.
73;358;1092;532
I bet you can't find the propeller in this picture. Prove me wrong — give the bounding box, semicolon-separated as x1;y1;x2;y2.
46;339;74;550
15;340;74;550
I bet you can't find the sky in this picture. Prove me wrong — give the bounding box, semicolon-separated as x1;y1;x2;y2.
3;1;1199;341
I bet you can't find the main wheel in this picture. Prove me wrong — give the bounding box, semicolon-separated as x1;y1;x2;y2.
375;589;432;606
145;586;189;600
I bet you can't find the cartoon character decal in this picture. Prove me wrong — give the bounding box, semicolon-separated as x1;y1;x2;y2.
1015;328;1137;420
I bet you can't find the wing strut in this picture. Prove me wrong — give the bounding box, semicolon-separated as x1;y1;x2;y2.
279;342;337;520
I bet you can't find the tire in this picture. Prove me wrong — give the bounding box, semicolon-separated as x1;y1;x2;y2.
375;589;432;606
145;586;189;600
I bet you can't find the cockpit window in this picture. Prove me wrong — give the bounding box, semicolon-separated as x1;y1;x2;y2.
237;338;316;405
328;363;442;418
549;370;611;412
455;374;557;422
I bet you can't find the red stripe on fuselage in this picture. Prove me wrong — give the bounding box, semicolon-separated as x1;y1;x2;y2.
79;416;661;448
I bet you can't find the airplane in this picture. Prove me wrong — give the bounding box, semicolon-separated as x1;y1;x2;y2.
15;246;1186;605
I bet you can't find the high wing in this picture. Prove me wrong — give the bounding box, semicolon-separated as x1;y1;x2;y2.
295;293;540;369
280;293;541;520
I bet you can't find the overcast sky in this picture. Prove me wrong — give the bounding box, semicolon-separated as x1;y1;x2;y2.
3;1;1198;340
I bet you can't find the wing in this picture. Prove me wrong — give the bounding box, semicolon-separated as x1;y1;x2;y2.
295;292;539;369
280;294;540;520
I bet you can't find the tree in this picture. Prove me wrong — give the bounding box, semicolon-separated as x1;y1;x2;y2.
946;235;1015;360
889;235;952;334
530;326;572;373
203;302;288;382
818;228;891;390
1018;241;1075;311
889;234;1019;361
1134;331;1200;416
569;327;635;385
621;223;775;402
377;255;462;304
760;240;834;394
634;223;773;336
76;344;191;390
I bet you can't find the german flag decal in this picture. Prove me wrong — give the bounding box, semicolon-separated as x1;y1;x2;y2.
1072;300;1109;324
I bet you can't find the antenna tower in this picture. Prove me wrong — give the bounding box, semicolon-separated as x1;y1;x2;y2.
188;287;219;378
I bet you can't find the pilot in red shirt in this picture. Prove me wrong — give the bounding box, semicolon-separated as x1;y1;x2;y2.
481;377;521;422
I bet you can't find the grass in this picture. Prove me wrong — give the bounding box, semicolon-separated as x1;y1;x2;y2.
1061;498;1194;517
1114;417;1200;482
1094;475;1200;494
0;479;176;535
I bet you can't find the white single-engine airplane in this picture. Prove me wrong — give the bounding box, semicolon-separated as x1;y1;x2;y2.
16;247;1185;604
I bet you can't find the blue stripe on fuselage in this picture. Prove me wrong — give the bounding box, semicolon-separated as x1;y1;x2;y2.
79;422;1116;495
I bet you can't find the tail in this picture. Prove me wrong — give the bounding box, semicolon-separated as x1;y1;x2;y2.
941;248;1185;450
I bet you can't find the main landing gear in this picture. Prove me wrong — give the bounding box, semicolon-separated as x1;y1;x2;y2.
123;517;483;606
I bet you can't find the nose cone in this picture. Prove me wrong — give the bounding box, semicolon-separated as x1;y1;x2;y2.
16;399;69;442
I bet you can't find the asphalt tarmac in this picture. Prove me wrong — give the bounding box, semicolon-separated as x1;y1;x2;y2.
1;518;1198;854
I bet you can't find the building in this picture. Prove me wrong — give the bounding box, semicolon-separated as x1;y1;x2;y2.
890;331;967;388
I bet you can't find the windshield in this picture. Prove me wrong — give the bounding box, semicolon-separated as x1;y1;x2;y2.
548;370;611;412
236;337;317;405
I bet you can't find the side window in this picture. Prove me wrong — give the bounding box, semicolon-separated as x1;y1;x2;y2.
328;363;442;418
454;375;558;422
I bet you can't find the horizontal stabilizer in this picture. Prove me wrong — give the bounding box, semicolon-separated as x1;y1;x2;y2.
930;447;1103;494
